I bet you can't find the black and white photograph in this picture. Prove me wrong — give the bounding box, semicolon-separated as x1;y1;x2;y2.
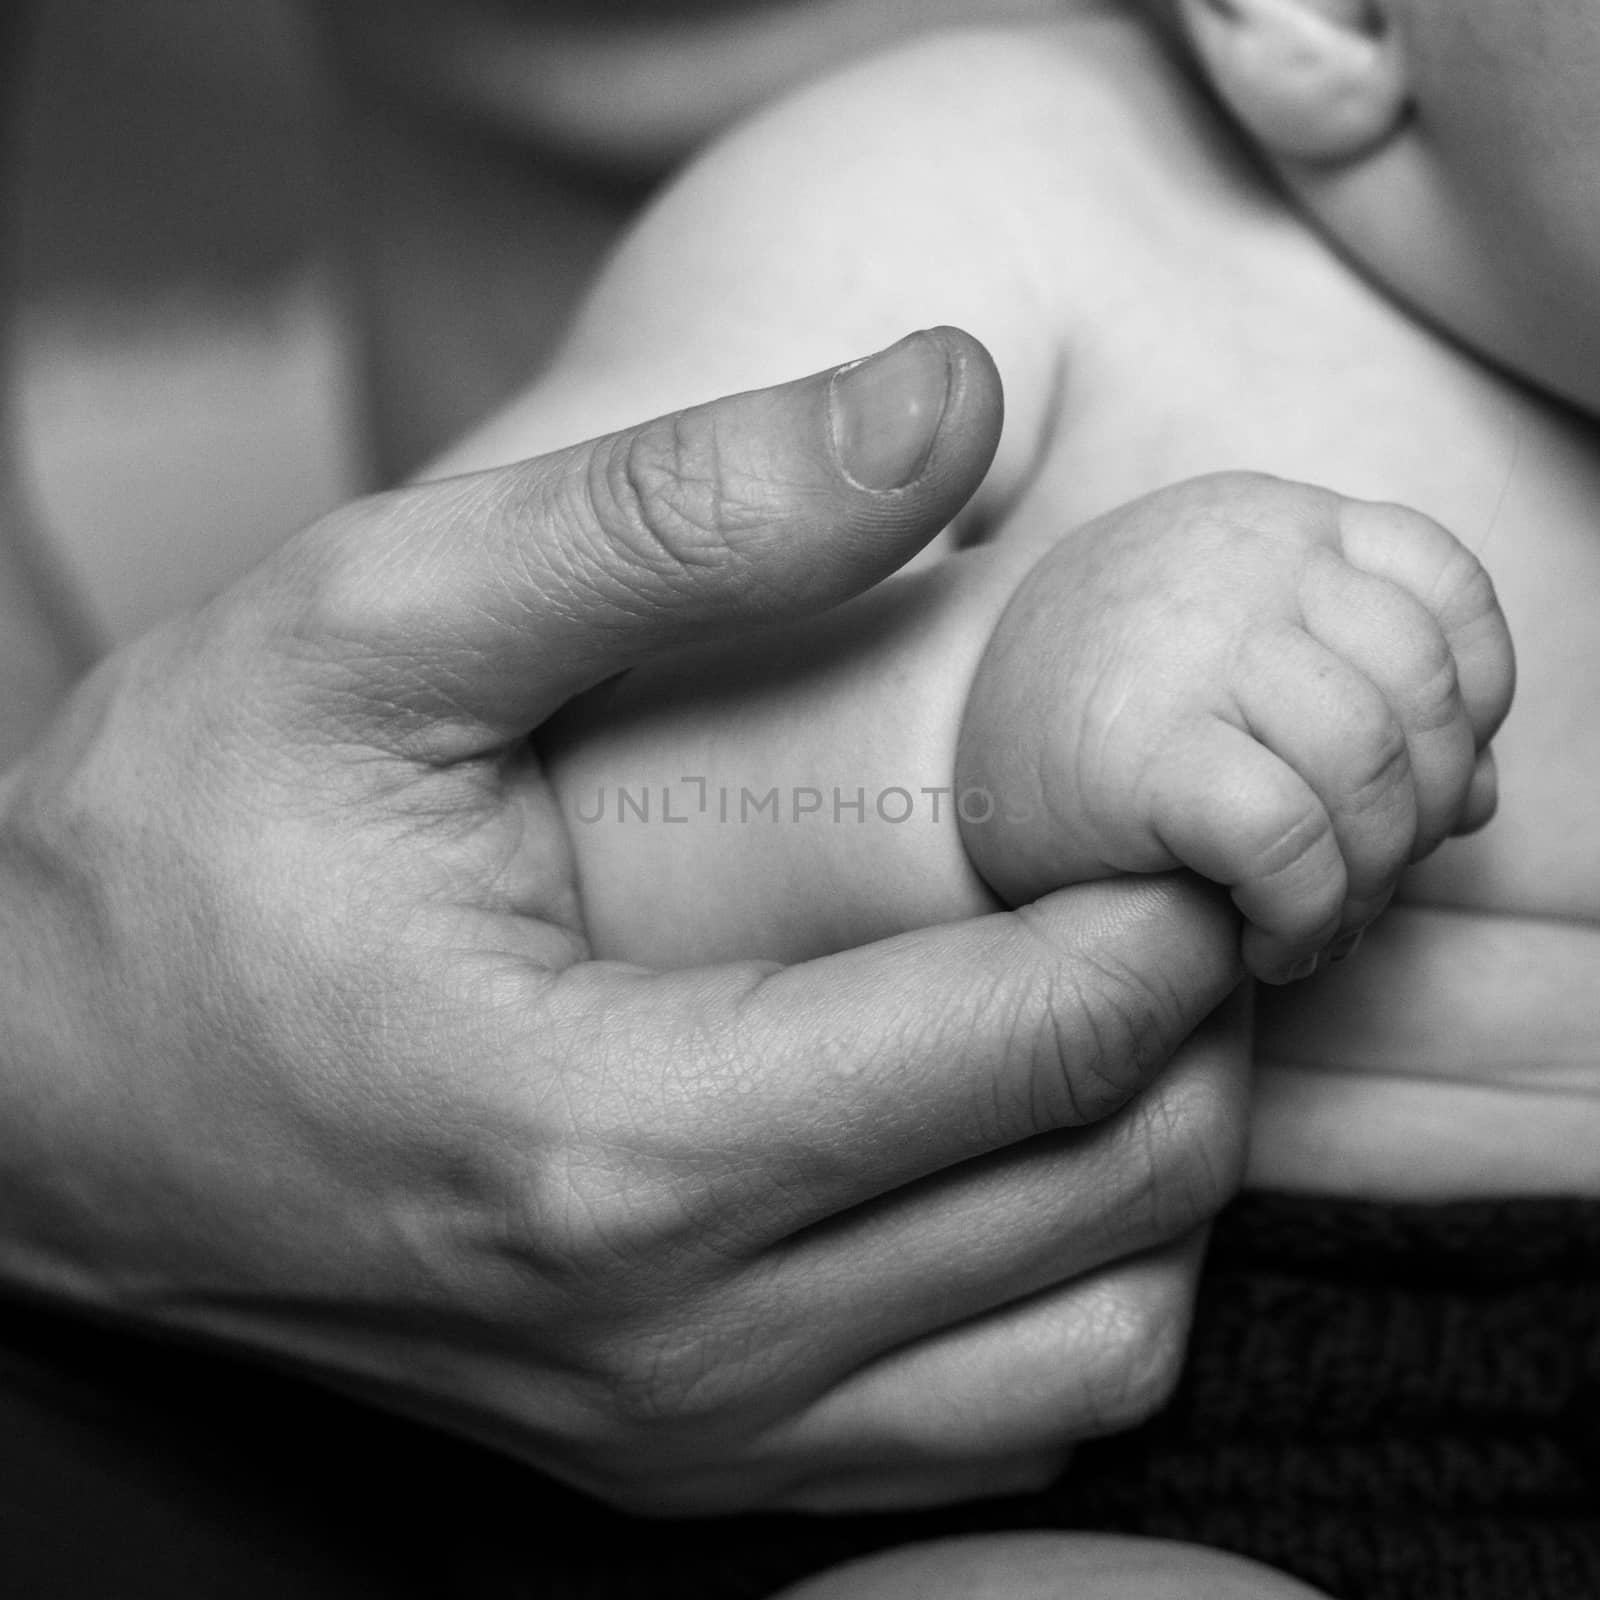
1;3;1596;1596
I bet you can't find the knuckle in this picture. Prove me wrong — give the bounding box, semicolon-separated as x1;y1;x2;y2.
1401;636;1463;736
1009;913;1176;1132
517;1139;694;1293
1337;707;1413;817
589;412;755;588
1121;1080;1242;1242
1245;794;1334;885
1087;1278;1191;1433
1431;539;1502;630
469;1124;673;1307
583;1315;784;1456
1184;1060;1251;1209
1236;800;1345;942
540;1329;726;1475
590;1331;713;1431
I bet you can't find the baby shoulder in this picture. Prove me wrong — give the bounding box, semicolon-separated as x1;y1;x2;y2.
564;14;1243;497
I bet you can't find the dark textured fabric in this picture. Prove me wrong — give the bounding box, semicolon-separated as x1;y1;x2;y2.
1;1194;1597;1598
1046;1193;1600;1600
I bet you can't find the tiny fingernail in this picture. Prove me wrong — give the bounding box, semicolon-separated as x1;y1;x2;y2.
829;331;951;491
1281;955;1319;984
1329;930;1365;964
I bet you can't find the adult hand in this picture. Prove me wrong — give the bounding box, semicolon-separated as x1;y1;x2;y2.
0;329;1244;1515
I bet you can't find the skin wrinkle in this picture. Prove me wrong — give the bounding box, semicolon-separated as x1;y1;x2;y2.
632;1288;823;1448
680;1057;876;1240
1097;1099;1193;1253
1326;706;1412;825
1124;1071;1219;1247
610;442;839;629
1398;646;1461;738
536;465;674;634
608;415;743;577
525;412;852;670
775;1093;1207;1364
1018;906;1174;1134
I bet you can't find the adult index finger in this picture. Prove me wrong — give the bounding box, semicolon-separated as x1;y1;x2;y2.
537;873;1241;1243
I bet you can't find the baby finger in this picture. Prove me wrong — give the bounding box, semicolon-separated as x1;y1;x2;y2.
1298;554;1477;859
1144;718;1346;981
1335;498;1515;745
1229;624;1418;929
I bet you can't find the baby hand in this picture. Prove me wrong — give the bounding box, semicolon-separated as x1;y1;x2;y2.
957;474;1515;982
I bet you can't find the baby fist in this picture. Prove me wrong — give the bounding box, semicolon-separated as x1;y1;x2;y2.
957;473;1514;982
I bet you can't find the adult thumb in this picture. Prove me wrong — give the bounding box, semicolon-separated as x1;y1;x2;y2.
282;327;1002;759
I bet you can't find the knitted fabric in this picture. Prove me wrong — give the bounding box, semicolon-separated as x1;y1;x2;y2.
1047;1192;1600;1600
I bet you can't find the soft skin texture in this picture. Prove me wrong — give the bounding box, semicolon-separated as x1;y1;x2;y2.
1179;0;1600;416
319;1;1084;474
0;339;1249;1516
443;14;1600;1198
956;475;1507;982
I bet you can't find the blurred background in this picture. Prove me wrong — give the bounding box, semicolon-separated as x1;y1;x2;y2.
7;0;363;645
4;0;1051;646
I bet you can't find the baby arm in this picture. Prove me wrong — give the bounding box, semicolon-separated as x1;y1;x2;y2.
543;520;1042;969
957;474;1516;982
